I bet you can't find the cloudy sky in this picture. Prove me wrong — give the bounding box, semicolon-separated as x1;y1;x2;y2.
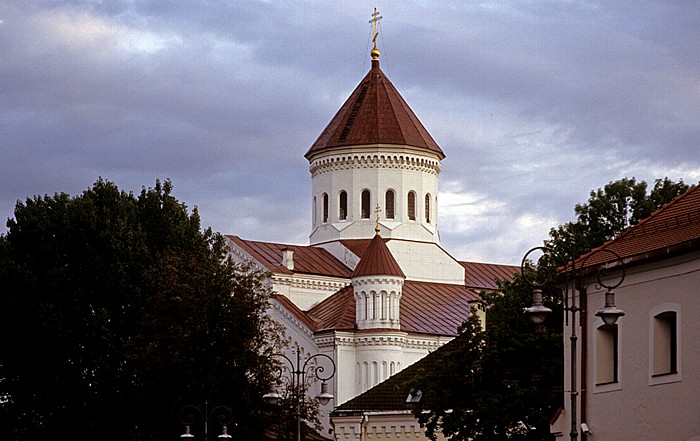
2;1;699;265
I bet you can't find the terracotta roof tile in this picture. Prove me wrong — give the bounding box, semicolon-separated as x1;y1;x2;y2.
227;236;352;278
578;184;700;268
308;281;479;336
305;59;444;159
460;261;519;290
352;233;405;278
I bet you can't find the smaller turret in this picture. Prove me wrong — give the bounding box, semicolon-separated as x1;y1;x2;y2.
351;228;405;329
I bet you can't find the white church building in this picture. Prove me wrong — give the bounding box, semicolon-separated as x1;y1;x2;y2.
224;30;517;436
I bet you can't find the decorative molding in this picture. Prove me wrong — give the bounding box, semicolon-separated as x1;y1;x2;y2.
309;152;441;176
272;274;349;292
352;277;404;287
324;332;453;350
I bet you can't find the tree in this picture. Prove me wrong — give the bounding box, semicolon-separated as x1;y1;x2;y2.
410;278;562;441
548;177;688;260
410;177;689;440
0;179;283;440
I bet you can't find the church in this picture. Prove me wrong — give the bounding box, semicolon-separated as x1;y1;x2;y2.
224;15;517;437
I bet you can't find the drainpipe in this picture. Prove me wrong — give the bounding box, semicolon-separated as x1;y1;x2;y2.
580;287;588;440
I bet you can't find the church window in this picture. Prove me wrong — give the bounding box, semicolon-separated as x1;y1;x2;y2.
322;193;329;223
339;191;347;221
385;190;395;219
653;311;678;376
425;193;431;223
596;324;618;385
313;196;317;227
361;190;371;219
408;191;416;220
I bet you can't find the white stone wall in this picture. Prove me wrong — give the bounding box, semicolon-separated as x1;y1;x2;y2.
309;146;441;245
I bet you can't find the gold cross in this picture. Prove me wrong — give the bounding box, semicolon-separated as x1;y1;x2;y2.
374;203;382;235
369;8;382;50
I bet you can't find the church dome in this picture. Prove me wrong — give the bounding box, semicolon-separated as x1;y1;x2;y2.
305;57;444;160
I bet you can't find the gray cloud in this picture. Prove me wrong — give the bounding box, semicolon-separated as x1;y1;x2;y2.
2;0;699;265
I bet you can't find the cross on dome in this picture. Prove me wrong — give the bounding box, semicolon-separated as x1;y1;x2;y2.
374;203;382;235
369;8;382;61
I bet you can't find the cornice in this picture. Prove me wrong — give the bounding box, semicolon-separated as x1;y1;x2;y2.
272;274;349;292
352;277;404;288
309;151;441;176
317;331;453;350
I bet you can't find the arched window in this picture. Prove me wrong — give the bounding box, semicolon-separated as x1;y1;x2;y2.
385;190;395;219
425;193;431;223
339;191;347;221
312;196;317;227
361;190;371;219
407;191;416;220
322;193;329;223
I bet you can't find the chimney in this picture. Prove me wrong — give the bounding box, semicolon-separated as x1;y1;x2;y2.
281;248;294;270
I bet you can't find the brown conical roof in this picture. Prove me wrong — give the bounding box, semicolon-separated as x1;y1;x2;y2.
305;58;444;160
351;233;405;278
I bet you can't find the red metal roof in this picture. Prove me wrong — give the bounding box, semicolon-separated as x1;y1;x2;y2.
460;261;519;290
352;233;405;278
308;281;480;336
578;184;700;269
305;58;444;160
226;235;352;278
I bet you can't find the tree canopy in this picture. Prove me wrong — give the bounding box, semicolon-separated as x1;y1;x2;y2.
0;179;282;440
548;177;688;260
410;177;688;441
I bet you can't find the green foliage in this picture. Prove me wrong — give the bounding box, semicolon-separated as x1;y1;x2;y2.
0;178;282;440
411;278;562;441
548;177;688;259
411;177;688;440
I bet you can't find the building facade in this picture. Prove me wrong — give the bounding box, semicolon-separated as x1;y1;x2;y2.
224;30;517;438
557;184;700;441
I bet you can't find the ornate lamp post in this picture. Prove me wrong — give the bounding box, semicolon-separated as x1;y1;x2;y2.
521;245;626;441
179;400;234;440
263;346;336;441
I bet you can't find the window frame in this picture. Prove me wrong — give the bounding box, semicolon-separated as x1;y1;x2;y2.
339;190;348;221
407;191;416;221
322;193;329;223
361;190;371;219
385;190;395;219
649;303;681;386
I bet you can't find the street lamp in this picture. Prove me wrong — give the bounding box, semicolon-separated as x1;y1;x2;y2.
179;400;234;440
521;245;626;441
263;346;337;441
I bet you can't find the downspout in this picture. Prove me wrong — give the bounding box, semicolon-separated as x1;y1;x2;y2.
580;287;588;441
